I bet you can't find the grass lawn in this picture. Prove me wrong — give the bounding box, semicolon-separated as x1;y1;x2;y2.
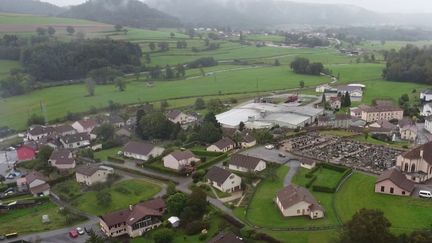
237;166;339;228
352;135;411;149
73;179;161;215
0;201;78;235
335;173;432;232
264;230;339;243
94;146;122;161
293;167;344;191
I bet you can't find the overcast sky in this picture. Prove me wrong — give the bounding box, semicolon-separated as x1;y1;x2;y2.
41;0;432;13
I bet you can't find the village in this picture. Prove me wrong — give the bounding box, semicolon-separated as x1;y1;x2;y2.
1;81;432;242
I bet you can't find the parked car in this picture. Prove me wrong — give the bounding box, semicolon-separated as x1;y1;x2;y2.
419;190;432;198
69;229;79;238
0;235;5;241
278;153;286;158
76;227;85;235
265;144;274;150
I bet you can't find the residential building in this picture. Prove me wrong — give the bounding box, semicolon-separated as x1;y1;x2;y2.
207;138;236;152
425;116;432;134
27;125;54;141
228;154;266;173
16;145;36;161
17;171;50;197
396;141;432;182
72;119;98;134
317;114;352;128
323;88;338;99
358;104;404;122
106;114;125;128
115;126;133;138
350;107;362;118
420;103;432;116
400;125;417;141
166;110;197;125
375;168;415;196
206;166;242;193
420;89;432;102
315;84;331;93
60;133;91;149
209;232;244;243
336;85;363;101
75;164;114;186
240;134;256;148
275;185;324;219
122;141;165;161
53;124;77;137
99;198;166;238
162;150;200;171
300;158;316;170
329;97;341;110
48;149;75;169
369;119;397;131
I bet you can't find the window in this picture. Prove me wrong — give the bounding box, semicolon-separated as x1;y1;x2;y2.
404;163;408;171
402;191;406;195
411;164;416;172
380;186;384;192
390;187;394;194
297;209;300;214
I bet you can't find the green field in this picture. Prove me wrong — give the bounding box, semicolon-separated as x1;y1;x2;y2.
94;146;122;161
0;13;105;25
73;179;161;215
293;167;345;189
0;60;20;78
0;201;79;235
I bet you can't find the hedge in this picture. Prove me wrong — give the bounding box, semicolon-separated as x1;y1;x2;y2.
196;153;228;170
306;175;317;188
107;156;125;164
104;163;178;185
312;185;336;193
305;165;320;178
191;150;223;157
321;163;348;173
142;162;182;176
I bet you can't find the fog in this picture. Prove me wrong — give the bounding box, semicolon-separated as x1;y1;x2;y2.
42;0;432;14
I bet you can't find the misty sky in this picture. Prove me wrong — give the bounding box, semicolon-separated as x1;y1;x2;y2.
41;0;432;13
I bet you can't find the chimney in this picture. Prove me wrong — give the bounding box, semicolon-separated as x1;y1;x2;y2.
129;205;133;211
420;149;424;158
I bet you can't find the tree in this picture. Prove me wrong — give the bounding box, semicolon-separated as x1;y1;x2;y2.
207;99;224;113
198;122;222;143
399;93;410;106
181;187;207;222
85;78;95;96
114;77;126;91
88;67;122;85
253;129;273;144
194;98;206;110
274;59;280;66
36;27;46;36
321;93;326;104
160;100;169;111
85;229;105;243
344;91;351;107
299;80;305;89
290;57;310;74
339;208;396;243
187;28;195;39
203;112;220;128
170;32;175;39
139;111;173;139
66;26;75;35
165;65;175;79
96;191;112;208
158;42;169;52
153;228;174;243
145;53;151;64
239;121;245;131
94;124;115;142
149;42;156;51
27;114;45;126
47;26;56;36
167;192;188;215
38;145;53;163
176;64;186;77
114;24;123;32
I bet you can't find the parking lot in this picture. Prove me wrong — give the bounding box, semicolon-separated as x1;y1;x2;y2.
240;146;294;164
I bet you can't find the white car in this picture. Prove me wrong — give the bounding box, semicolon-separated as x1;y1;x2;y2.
76;227;85;235
265;144;275;150
419;190;432;198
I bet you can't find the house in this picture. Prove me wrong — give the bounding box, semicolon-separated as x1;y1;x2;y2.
16;145;36;161
206;166;242;193
375;168;415;196
99;198;166;238
106;114;125;128
323;88;339;99
240;134;256;148
336;85;363;101
72;119;98;134
115;125;133;138
400;125;417;141
329;97;341;110
315;84;331;93
300;158;316;170
275;185;324;219
228;154;266;172
37;135;62;149
207;138;236;152
53;124;77;137
425;116;432;134
358;103;404;122
350;107;362;118
396;141;432;182
317;114;352;128
17;171;50;197
420;89;432;102
163;150;200;171
420;103;432;116
208;232;244;243
166;110;197;125
75;164;114;186
60;133;91;149
27;125;53;141
49;149;75;169
369;119;397;131
122;141;165;161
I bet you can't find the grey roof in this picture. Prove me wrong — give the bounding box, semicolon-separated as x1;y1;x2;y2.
53;124;76;134
207;166;233;185
376;168;415;192
107;114;124;124
166;110;182;120
169;150;197;161
422;89;432;95
212;138;235;150
277;185;323;211
49;149;74;165
123;141;157;156
75;164;101;177
230;154;263;170
61;133;90;144
28;126;53;136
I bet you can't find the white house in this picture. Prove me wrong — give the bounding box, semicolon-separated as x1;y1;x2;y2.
300;158;316;170
163;150;200;171
72;119;98;134
207;138;236;152
425;116;432;134
166;110;197;125
75;164;114;186
315;84;331;93
48;149;76;170
420;89;432;102
421;103;432;116
60;133;91;149
206;166;242;193
240;134;256;148
122;141;165;161
275;185;324;219
228;154;266;172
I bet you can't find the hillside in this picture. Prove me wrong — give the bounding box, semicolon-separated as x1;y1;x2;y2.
0;0;63;16
61;0;181;28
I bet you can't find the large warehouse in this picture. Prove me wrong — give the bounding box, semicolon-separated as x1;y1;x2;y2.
216;102;324;129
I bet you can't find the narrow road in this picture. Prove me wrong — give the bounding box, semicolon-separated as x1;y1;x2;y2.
284;160;300;186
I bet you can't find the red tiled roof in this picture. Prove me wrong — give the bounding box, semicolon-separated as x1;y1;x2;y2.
77;119;97;129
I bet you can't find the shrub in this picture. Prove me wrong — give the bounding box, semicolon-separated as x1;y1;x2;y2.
191;150;223;157
185;220;208;235
312;185;335;193
306;175;317;188
153;228;174;243
107;156;125;164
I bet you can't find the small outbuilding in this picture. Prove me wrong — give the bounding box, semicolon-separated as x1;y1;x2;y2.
168;216;180;228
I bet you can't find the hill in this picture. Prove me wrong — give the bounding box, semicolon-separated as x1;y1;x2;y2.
0;0;63;16
61;0;181;28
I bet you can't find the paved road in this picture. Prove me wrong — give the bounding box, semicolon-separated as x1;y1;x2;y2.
284;160;300;186
240;146;293;164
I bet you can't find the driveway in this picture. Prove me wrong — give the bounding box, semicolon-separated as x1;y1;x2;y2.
0;150;17;178
413;182;432;198
284;160;300;186
240;146;294;164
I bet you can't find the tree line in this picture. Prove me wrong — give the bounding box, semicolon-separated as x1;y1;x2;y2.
290;57;326;76
383;44;432;84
